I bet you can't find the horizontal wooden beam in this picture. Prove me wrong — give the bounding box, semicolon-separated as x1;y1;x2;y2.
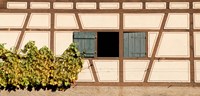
5;0;200;2
0;9;200;13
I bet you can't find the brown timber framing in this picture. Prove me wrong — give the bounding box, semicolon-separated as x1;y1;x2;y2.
119;0;123;83
144;13;169;82
189;1;195;84
2;9;200;13
89;59;99;82
1;0;200;87
50;0;55;52
15;13;31;50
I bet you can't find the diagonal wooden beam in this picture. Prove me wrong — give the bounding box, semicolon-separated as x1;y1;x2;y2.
16;13;31;50
75;13;83;31
89;59;99;82
144;13;168;82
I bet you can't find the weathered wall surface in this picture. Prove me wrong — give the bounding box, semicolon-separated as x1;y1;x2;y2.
1;86;200;96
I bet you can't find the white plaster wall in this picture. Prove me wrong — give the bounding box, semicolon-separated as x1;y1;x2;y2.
146;2;166;9
27;13;50;29
156;32;189;57
170;2;189;9
76;2;96;9
53;2;73;9
194;14;200;29
124;13;164;29
55;13;78;29
193;2;200;9
123;2;142;9
20;31;50;49
54;31;73;56
77;60;95;82
79;13;119;29
165;13;189;29
194;32;200;57
7;2;27;9
0;13;27;28
100;2;119;9
149;60;190;82
0;31;20;49
123;60;149;82
195;61;200;82
148;32;158;57
93;60;119;82
30;2;50;9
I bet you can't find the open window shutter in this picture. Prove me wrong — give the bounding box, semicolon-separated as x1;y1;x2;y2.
73;32;96;58
124;32;146;57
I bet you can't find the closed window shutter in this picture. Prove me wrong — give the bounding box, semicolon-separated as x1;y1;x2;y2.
124;32;146;57
73;32;96;58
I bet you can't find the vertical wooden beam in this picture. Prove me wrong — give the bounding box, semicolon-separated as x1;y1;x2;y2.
166;1;169;9
189;1;195;84
16;13;31;50
50;0;55;52
96;0;100;10
142;0;146;9
145;32;149;58
119;1;124;83
27;1;30;9
144;13;168;82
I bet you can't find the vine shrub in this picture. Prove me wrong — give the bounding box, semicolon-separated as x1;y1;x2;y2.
0;41;83;91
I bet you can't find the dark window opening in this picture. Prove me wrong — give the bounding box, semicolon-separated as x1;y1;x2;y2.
97;32;119;57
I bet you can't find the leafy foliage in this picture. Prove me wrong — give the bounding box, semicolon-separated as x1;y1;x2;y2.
0;41;83;91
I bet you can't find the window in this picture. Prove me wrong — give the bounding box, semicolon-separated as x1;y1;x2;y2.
97;32;119;57
73;32;146;58
73;32;96;58
124;32;146;57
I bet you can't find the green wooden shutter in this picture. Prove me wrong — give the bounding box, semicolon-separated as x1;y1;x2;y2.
124;32;146;57
73;32;96;58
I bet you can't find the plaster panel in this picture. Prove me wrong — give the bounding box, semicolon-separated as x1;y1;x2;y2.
77;60;95;82
7;2;27;9
124;13;164;29
27;13;50;29
93;60;119;82
170;2;189;9
156;32;189;57
0;13;27;28
30;2;50;9
148;32;159;57
123;60;149;82
55;13;78;29
79;13;119;29
54;31;73;56
165;13;189;29
100;2;119;9
149;60;190;82
123;2;142;9
20;31;50;49
194;32;200;57
53;2;73;9
146;2;166;9
76;2;96;9
0;31;20;49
